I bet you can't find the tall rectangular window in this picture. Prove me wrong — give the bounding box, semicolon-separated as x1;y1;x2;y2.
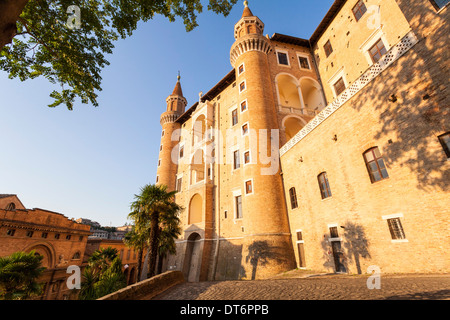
232;109;238;126
369;39;387;63
318;172;332;199
176;178;182;192
233;150;240;170
242;123;249;136
334;77;346;96
239;81;246;93
438;132;450;158
179;146;184;158
387;218;406;240
352;0;367;21
289;187;298;209
238;63;245;75
329;227;339;238
244;151;251;164
235;195;243;219
324;40;333;57
364;147;389;183
430;0;449;10
241;100;247;112
245;180;253;195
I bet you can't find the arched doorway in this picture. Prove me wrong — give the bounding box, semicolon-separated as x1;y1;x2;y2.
184;233;202;282
129;267;136;285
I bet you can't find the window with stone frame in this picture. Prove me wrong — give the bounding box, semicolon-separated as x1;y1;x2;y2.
334;77;346;96
241;100;247;112
235;195;243;219
233;150;241;170
298;56;310;69
277;52;289;65
245;180;253;195
387;218;406;240
369;39;388;63
244;151;251;164
232;109;239;126
352;0;367;21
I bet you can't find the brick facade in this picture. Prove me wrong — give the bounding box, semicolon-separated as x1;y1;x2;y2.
157;0;449;280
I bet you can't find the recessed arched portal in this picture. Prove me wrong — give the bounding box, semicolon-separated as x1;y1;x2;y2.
276;74;302;110
184;232;202;283
283;116;306;141
189;194;203;225
25;243;55;268
299;77;325;111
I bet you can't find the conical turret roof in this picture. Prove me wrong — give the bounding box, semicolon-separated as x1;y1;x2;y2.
171;75;183;97
242;1;254;18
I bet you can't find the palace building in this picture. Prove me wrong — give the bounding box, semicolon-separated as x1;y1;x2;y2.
155;0;449;281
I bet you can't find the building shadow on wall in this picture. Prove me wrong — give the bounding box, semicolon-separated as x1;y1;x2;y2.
320;222;371;274
349;5;449;193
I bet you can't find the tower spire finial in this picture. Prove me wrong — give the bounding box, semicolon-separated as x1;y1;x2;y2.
177;70;180;81
244;0;248;7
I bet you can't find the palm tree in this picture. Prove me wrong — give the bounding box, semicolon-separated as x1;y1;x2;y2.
157;202;182;275
123;227;148;282
129;184;182;279
0;251;46;300
79;247;126;300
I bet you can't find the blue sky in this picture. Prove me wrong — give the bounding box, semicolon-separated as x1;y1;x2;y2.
0;0;334;227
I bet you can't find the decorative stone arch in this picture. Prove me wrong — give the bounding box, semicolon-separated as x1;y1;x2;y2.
188;194;203;225
192;114;207;146
299;76;326;111
23;241;56;269
275;73;304;110
282;115;307;141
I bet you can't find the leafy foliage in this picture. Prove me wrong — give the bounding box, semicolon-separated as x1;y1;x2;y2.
78;247;126;300
127;184;183;279
0;251;46;300
0;0;238;109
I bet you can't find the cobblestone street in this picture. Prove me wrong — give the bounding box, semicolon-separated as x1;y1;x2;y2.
150;272;450;300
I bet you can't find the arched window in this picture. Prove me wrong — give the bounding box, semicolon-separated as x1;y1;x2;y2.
189;194;203;225
5;202;16;211
72;252;81;260
363;147;389;183
318;172;332;199
289;187;298;209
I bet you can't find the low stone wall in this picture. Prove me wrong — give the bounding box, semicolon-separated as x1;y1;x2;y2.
98;271;185;300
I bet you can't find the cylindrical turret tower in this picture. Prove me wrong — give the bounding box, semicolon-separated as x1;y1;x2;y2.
156;75;187;191
230;1;296;279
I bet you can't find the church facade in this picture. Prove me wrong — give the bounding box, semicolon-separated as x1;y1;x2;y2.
155;0;449;281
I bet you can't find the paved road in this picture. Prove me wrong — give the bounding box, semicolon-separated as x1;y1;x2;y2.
151;274;450;300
